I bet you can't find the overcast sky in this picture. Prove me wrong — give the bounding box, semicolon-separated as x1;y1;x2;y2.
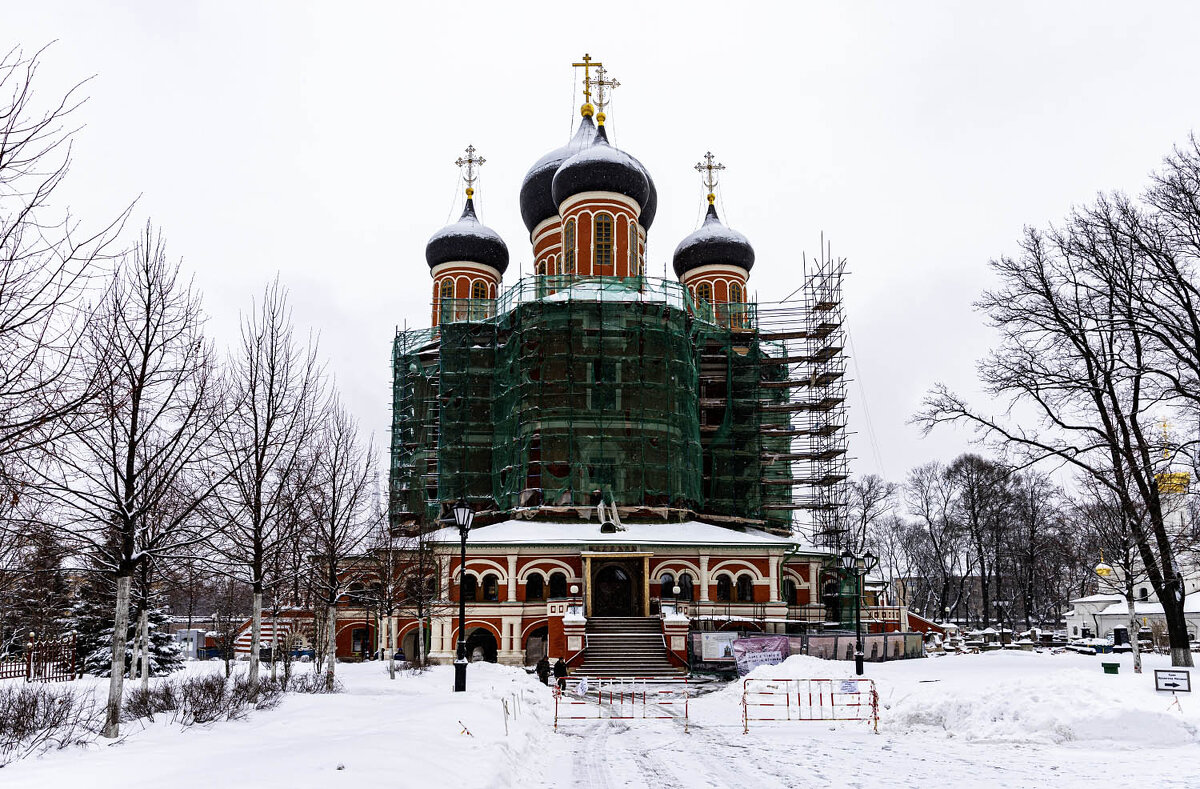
10;1;1200;486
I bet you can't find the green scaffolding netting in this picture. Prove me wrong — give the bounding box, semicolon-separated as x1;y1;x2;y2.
390;275;791;531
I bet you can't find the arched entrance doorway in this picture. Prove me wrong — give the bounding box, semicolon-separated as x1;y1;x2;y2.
592;561;641;616
465;627;498;663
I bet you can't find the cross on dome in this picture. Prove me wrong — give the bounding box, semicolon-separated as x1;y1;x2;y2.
455;144;486;197
572;53;604;117
588;65;620;124
695;151;726;204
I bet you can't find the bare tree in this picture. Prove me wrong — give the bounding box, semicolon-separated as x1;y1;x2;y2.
917;196;1195;666
946;454;1013;628
27;226;233;736
0;45;127;464
305;400;376;691
846;474;898;554
208;278;323;693
1073;480;1150;673
904;462;966;621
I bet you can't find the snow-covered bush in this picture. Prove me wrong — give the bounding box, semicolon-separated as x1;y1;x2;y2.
0;685;100;765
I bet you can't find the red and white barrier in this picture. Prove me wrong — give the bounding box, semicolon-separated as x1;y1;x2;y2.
554;676;689;732
742;677;878;734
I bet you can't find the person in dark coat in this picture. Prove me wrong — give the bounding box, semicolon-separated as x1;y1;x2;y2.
535;655;551;685
553;657;568;690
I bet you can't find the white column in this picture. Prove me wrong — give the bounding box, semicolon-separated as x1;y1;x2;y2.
507;554;518;602
699;555;711;602
768;554;779;602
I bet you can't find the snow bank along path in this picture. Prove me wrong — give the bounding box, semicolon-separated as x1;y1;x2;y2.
695;650;1200;747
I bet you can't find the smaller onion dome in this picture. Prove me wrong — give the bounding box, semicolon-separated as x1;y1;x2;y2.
425;195;509;274
551;127;650;213
519;116;598;234
672;202;755;278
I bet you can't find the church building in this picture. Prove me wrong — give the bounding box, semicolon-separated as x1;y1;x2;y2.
375;57;854;674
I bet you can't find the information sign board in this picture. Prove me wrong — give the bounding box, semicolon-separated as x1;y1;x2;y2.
1154;669;1191;693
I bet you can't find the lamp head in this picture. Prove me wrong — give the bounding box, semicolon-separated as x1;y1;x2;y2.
569;584;579;595
863;549;879;574
452;498;474;531
839;547;855;571
673;585;681;596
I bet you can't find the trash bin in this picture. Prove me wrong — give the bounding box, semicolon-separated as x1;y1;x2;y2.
1102;662;1120;675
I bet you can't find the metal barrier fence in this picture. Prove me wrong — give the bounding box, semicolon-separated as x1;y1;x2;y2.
742;677;878;734
554;676;689;732
0;635;77;683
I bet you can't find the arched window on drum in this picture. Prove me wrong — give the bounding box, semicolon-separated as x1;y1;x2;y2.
628;223;638;275
563;220;576;274
594;213;614;272
439;279;455;324
470;280;488;320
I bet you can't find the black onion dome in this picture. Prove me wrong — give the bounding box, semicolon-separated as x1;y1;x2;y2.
672;203;755;278
518;116;598;234
551;127;650;214
627;152;657;229
425;198;509;274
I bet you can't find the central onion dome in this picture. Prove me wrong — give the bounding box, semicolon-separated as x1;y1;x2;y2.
552;126;650;213
518;117;598;234
672;202;755;278
520;115;657;234
425;195;509;274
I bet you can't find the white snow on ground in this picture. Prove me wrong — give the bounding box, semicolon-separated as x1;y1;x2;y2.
4;651;1200;789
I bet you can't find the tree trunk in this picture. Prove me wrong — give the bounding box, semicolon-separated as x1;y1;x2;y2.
1163;597;1195;667
103;574;132;739
249;589;263;693
386;615;395;680
1126;595;1142;674
270;608;279;683
138;608;150;691
325;603;337;691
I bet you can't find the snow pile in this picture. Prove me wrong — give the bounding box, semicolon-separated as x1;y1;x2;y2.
692;651;1199;748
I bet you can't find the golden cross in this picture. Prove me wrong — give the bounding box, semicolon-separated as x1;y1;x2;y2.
454;145;485;197
572;53;603;106
694;151;726;203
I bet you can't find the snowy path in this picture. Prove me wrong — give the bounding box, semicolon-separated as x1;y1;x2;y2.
533;715;1198;789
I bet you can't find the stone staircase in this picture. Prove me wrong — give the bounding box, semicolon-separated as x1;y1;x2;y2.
573;617;685;678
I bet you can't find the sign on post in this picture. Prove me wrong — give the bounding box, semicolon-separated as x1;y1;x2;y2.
1154;669;1191;693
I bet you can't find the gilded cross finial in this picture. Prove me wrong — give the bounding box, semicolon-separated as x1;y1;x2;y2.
588;65;620;125
695;151;726;204
572;53;604;117
455;144;485;198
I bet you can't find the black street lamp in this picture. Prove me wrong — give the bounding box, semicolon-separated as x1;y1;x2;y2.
451;498;474;693
840;546;879;676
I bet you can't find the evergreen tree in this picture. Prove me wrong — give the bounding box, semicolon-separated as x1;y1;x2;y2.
66;573;183;677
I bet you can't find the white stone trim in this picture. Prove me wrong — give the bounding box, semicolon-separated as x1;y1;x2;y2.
680;264;748;284
430;261;503;280
558;190;641;217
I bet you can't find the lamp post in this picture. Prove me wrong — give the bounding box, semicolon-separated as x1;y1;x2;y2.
451;498;474;692
840;546;879;676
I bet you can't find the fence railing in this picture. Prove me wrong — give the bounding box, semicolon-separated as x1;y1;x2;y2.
554;676;689;731
0;635;77;683
742;677;878;733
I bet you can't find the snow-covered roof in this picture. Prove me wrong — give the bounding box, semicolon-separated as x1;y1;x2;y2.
426;519;824;552
1068;593;1125;605
1097;597;1200;617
